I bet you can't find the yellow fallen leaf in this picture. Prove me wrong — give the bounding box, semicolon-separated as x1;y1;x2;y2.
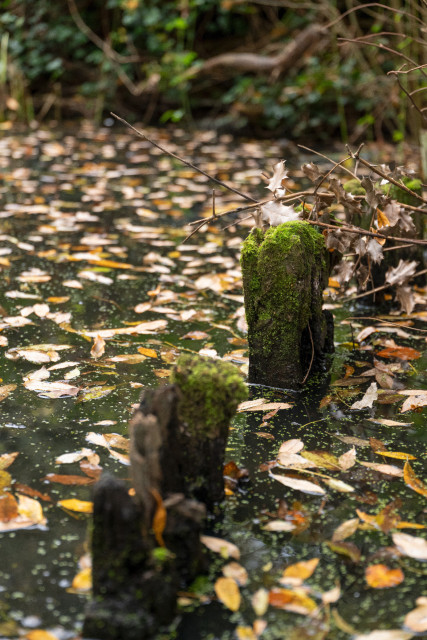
281;558;319;585
71;567;92;591
376;451;416;460
58;499;93;513
404;461;427;498
200;535;240;559
137;346;158;358
214;577;241;612
25;630;59;640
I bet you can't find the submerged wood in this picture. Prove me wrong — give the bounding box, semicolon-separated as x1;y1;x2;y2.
83;355;246;639
241;221;334;389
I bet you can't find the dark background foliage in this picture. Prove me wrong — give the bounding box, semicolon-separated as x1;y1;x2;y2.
0;0;425;142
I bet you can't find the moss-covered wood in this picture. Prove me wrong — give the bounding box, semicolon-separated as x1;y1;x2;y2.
84;355;246;639
241;221;333;389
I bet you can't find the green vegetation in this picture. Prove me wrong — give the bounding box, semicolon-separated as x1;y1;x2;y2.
170;354;247;437
241;221;327;387
0;0;425;141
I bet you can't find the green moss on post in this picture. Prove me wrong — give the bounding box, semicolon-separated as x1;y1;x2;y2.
170;354;247;438
241;221;333;389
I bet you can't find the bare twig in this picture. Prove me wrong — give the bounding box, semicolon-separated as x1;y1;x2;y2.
340;268;427;302
298;144;359;180
111;112;258;204
327;3;425;30
301;323;315;384
347;146;427;204
345;316;427;333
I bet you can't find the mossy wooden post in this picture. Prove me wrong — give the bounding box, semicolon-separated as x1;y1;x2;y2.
241;221;333;389
84;355;246;639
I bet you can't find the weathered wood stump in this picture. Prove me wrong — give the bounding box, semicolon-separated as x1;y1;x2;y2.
241;221;333;389
83;355;247;639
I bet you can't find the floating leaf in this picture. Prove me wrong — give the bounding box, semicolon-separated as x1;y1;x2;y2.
90;334;106;359
270;472;325;496
0;452;19;470
0;384;17;402
200;535;240;560
222;562;248;586
332;518;359;542
359;461;403;477
108;354;147;363
251;587;269;617
325;540;361;563
301;450;340;470
403;462;427;498
321;584;341;605
268;587;317;614
351;382;378;409
25;630;60;640
263;520;296;532
214;577;241;612
71;566;92;592
43;473;94;486
367;418;412;427
24;380;80;398
58;499;93;514
322;477;355;493
353;631;413;640
0;493;19;522
401;395;427;413
281;558;319;586
377;346;420;361
338;447;356;471
137;347;158;358
392;532;427;560
78;385;116;402
243;402;293;412
278;439;305;455
404;599;427;633
376;451;416;460
365;564;404;589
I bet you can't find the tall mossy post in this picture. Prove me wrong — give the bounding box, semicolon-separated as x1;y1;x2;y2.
84;355;246;640
241;221;334;389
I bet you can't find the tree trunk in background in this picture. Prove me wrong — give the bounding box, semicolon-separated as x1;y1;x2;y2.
241;221;334;389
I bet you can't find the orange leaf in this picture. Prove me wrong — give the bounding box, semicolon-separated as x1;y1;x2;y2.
137;347;158;358
151;488;167;547
404;461;427;498
58;499;93;513
365;564;404;588
269;587;317;614
0;493;19;521
376;346;420;360
376;208;390;229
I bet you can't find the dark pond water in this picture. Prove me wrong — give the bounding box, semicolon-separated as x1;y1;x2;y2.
0;122;425;640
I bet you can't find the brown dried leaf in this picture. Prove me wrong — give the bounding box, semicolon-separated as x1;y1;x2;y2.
403;461;427;497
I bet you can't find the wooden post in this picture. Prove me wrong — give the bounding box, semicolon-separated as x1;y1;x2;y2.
241;221;333;389
83;355;247;639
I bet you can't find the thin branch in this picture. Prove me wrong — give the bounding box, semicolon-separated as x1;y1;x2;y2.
341;268;427;302
298;145;359;180
306;219;427;246
347;146;427;204
345;316;427;333
327;3;425;30
387;72;427;121
110;112;258;203
338;38;427;78
302;323;315;384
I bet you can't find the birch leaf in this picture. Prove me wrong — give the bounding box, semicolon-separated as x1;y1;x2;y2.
214;577;241;612
270;472;325;495
351;382;378;409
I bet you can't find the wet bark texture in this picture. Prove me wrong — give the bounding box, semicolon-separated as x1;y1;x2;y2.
241;221;334;390
83;355;246;640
